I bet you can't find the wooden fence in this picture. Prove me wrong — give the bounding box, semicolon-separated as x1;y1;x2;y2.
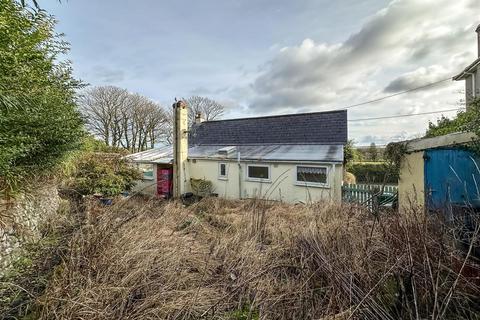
342;183;398;210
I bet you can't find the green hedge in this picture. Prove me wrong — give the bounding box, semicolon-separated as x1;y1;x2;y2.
0;1;84;196
348;162;397;184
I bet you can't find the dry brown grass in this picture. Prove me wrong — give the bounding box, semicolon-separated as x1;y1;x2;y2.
37;197;480;320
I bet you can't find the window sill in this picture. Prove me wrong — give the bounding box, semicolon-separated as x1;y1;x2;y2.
295;182;330;188
218;177;228;181
246;178;272;183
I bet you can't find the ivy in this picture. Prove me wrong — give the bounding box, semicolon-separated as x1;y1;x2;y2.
425;98;480;154
384;142;408;181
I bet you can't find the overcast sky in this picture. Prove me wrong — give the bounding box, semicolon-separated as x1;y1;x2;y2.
44;0;480;145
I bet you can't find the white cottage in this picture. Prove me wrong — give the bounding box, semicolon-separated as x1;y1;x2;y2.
127;101;348;204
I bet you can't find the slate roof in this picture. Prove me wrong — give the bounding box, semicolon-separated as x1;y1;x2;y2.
190;110;347;146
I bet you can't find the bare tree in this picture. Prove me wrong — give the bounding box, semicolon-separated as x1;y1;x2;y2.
186;96;225;125
80;86;128;147
159;96;225;146
158;107;175;146
80;86;168;152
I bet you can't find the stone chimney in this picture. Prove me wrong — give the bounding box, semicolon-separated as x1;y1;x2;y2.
477;24;480;57
172;100;188;198
194;112;205;124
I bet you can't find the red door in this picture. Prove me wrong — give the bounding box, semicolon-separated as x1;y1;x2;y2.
157;168;173;199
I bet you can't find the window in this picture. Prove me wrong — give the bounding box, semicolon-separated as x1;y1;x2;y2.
247;164;270;182
218;163;228;180
296;166;328;187
138;163;154;180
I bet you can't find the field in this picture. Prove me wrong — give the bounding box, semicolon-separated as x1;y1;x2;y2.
27;196;480;320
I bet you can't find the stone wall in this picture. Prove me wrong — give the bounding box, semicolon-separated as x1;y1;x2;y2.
0;183;60;271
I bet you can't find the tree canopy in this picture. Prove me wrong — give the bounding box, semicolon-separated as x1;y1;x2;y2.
0;0;84;195
425;99;480;138
79;86;168;152
368;142;378;162
186;96;225;125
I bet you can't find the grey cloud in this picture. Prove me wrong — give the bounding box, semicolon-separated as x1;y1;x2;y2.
356;131;413;146
92;66;125;83
246;0;479;114
383;66;450;93
190;86;230;96
408;27;473;63
385;49;476;93
468;0;480;10
189;87;212;95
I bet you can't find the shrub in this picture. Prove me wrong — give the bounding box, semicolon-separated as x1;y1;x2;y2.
343;139;359;165
426;98;479;139
67;153;141;197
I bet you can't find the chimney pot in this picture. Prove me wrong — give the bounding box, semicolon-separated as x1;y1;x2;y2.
173;100;187;110
195;112;205;124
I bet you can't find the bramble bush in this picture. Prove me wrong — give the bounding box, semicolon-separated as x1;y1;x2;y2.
67;153;141;197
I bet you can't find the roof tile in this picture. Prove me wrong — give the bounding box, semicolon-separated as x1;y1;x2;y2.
190;110;347;146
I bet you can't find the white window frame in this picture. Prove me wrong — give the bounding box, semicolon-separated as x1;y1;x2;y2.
294;165;329;188
246;164;271;183
218;162;228;180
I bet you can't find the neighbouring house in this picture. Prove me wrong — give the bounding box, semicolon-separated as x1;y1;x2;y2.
397;132;479;213
453;23;480;107
126;101;348;204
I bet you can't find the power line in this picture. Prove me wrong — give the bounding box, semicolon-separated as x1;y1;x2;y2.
348;107;464;122
335;77;453;110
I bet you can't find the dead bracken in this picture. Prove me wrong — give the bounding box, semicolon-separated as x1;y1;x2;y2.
37;196;480;320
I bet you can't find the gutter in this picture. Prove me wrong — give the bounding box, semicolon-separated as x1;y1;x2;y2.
453;58;480;81
187;156;343;164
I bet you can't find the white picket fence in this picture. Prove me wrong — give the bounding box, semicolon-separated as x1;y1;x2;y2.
342;183;398;209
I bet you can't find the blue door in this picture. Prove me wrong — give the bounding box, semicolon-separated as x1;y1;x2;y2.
424;149;480;211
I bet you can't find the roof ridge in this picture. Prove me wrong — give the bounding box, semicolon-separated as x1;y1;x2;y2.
192;142;346;146
201;109;346;124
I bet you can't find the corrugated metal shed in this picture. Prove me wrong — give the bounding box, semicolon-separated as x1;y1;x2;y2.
124;145;173;164
188;144;343;163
